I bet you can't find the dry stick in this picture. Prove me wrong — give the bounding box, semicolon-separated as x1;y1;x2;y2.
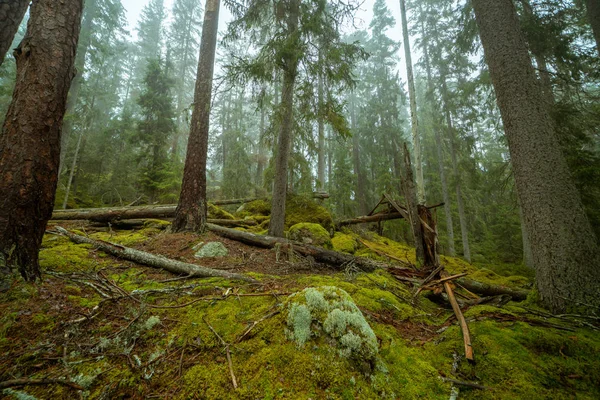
235;309;281;343
178;338;187;378
0;378;84;391
421;273;469;290
442;272;474;362
203;317;238;390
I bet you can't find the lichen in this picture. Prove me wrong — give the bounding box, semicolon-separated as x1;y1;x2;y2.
284;286;378;368
331;232;358;254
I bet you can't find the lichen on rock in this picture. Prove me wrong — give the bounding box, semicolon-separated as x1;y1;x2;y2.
194;242;229;258
285;286;378;367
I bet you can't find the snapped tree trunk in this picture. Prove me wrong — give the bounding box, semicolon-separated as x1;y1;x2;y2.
269;0;300;238
172;0;220;233
350;94;368;215
317;52;325;191
399;0;425;204
472;0;600;313
0;0;30;67
0;0;83;280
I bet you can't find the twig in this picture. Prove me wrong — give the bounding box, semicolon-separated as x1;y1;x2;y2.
178;339;187;378
225;345;238;389
203;317;238;389
235;309;281;343
107;310;146;339
0;378;84;391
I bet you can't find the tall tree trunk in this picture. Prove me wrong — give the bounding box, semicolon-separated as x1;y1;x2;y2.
441;77;471;262
317;54;325;191
419;8;455;256
255;86;267;193
58;1;96;178
0;0;30;67
172;0;220;232
0;0;83;280
399;0;425;204
350;95;367;215
518;203;534;269
268;0;300;238
401;143;425;265
585;0;600;56
472;0;600;313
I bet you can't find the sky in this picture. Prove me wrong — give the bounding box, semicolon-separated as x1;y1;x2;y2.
122;0;405;46
121;0;412;84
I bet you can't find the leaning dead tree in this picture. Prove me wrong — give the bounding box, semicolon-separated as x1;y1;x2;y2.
53;227;256;283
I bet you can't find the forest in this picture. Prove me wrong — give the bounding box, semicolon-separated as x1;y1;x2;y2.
0;0;599;398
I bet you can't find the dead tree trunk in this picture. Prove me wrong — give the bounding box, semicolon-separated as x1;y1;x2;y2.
54;227;256;282
0;0;83;281
207;223;382;272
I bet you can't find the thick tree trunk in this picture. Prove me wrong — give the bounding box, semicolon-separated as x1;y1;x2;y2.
207;223;382;272
269;0;299;238
519;205;534;269
0;0;83;281
585;0;600;57
172;0;220;233
399;0;425;204
0;0;29;67
255;87;267;192
54;227;256;282
472;0;600;313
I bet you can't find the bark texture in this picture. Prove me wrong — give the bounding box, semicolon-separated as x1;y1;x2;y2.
269;0;300;238
172;0;220;233
399;0;425;204
0;0;83;280
0;0;30;66
472;0;600;313
401;143;425;265
585;0;600;56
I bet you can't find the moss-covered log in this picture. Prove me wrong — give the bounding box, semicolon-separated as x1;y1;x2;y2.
54;226;257;283
206;223;383;272
456;278;529;301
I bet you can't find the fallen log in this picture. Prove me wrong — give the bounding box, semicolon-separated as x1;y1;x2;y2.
206;223;383;272
335;202;444;229
53;226;257;283
84;218;257;229
456;278;529;301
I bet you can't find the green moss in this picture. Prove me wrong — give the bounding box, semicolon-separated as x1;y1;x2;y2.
331;232;358;254
90;229;157;246
39;238;101;272
208;203;235;220
67;295;101;308
236;199;271;218
288;223;332;249
143;219;172;229
31;313;55;332
285;194;334;231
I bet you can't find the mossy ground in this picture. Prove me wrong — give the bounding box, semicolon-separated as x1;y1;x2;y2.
0;220;598;399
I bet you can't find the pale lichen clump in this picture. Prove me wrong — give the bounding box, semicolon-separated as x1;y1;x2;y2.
285;286;378;364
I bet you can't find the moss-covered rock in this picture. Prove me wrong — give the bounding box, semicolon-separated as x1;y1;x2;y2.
208;203;235;220
236;199;271;218
331;232;359;254
285;194;334;231
288;223;332;249
285;286;378;371
194;242;229;258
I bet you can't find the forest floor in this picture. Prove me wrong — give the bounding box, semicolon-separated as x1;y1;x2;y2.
1;216;599;399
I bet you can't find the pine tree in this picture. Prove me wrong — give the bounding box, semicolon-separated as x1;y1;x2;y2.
472;0;600;313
